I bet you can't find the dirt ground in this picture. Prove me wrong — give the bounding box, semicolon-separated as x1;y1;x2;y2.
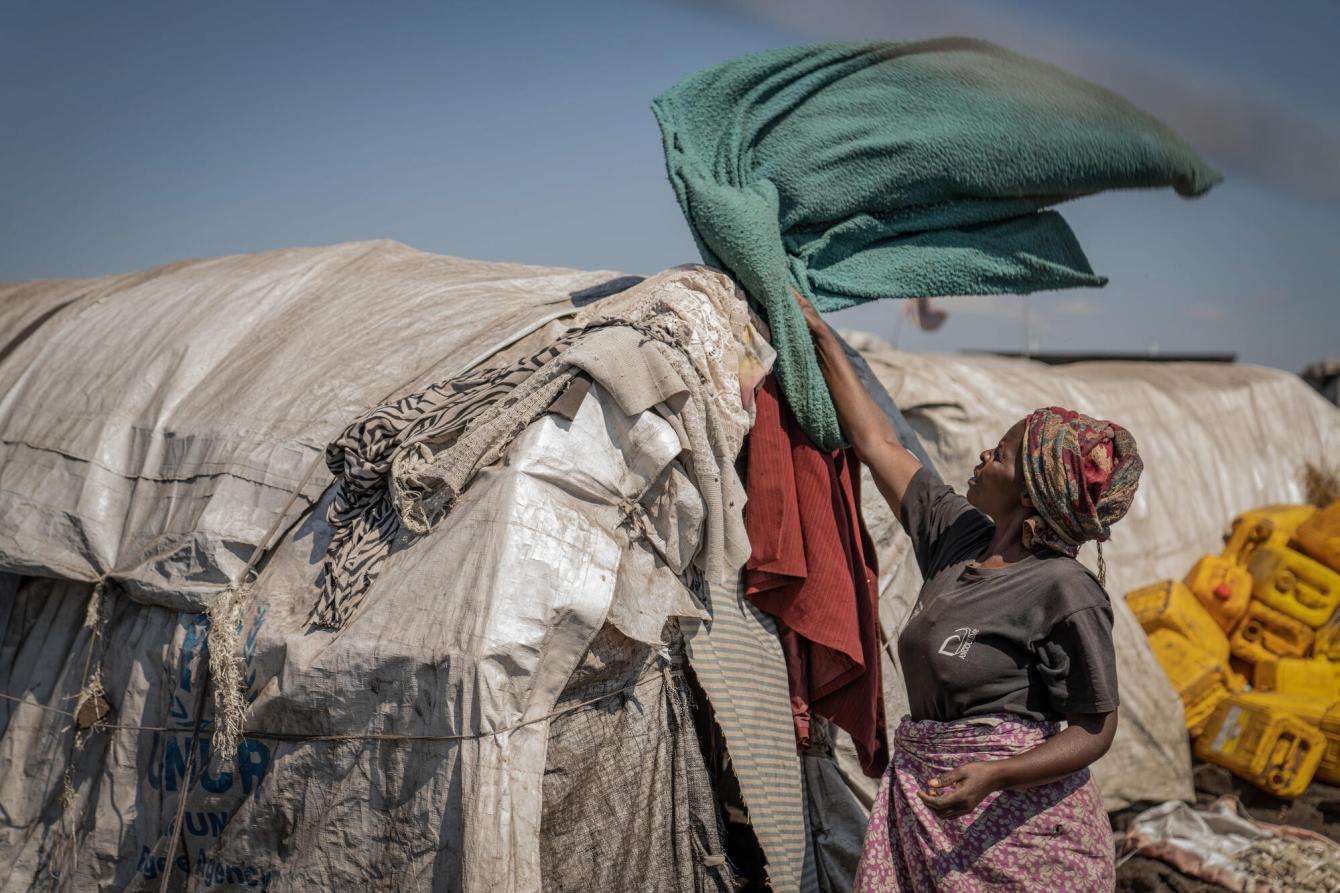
1111;762;1340;892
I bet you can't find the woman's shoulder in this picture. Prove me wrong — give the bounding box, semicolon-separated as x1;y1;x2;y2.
1029;551;1111;615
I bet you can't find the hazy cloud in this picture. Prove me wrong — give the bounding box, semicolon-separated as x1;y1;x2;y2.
710;0;1340;199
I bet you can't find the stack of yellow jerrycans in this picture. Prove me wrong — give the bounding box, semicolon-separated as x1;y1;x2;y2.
1126;499;1340;798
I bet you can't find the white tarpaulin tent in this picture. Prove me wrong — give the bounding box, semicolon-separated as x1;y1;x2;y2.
0;244;813;892
0;241;637;607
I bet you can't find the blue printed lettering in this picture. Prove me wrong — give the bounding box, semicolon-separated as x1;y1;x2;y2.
207;810;230;836
184;812;208;836
236;740;270;797
161;736;189;793
199;738;234;794
178;616;206;692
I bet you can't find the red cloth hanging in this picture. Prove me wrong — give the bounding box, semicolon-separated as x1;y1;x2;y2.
744;375;888;777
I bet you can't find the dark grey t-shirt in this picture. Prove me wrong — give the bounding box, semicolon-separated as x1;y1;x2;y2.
896;468;1119;723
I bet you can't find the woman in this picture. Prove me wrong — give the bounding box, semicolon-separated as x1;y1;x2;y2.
794;294;1140;891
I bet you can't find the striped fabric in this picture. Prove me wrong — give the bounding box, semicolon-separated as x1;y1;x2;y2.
313;329;590;629
681;333;932;893
684;575;817;893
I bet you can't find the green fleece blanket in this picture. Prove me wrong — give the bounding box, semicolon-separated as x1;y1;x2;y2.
652;38;1220;449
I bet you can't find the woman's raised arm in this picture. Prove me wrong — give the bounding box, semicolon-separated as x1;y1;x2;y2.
795;291;923;519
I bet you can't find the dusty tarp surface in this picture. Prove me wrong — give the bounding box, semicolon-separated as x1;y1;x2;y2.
846;333;1340;810
653;39;1220;448
0;381;705;891
0;244;827;893
0;241;633;607
0;252;807;892
541;623;734;893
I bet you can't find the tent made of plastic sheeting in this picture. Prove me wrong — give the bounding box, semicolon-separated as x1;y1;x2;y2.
0;241;638;608
842;332;1340;811
0;378;728;891
0;247;860;893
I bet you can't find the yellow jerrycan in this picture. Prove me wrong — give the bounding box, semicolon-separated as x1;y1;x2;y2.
1248;544;1340;629
1185;554;1253;634
1295;500;1340;573
1194;692;1325;798
1223;504;1316;565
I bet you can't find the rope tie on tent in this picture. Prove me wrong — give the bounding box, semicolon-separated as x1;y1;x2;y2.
0;666;682;742
208;451;328;766
155;453;327;893
205;582;249;762
49;579;112;882
74;579;111;721
617;495;655;543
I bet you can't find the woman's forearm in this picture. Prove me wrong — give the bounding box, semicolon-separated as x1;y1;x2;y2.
920;711;1118;816
990;711;1117;791
809;324;898;450
797;297;923;514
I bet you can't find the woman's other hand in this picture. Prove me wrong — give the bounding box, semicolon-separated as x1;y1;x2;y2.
916;762;1003;818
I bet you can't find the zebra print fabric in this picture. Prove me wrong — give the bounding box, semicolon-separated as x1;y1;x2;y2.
311;329;588;630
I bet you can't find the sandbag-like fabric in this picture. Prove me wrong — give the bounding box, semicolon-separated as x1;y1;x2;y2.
541;623;735;893
652;39;1221;448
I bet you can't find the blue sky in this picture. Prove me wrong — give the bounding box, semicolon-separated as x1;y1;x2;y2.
2;0;1335;371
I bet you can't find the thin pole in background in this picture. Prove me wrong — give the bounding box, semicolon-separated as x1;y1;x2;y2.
1022;296;1035;358
892;299;909;350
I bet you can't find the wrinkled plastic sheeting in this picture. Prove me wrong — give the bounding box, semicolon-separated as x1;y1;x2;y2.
0;241;635;608
0;574;197;891
845;332;1340;811
1119;797;1340;892
0;384;700;891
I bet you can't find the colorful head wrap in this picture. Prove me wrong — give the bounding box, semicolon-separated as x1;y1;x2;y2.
1019;407;1142;578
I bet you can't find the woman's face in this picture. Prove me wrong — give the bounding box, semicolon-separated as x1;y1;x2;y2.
966;418;1029;519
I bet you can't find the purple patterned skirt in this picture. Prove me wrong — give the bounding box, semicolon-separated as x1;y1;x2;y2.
855;715;1114;892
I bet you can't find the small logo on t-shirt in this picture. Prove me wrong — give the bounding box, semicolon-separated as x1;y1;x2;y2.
938;627;978;659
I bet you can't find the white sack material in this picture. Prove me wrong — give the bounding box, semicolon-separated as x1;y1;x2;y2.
0;255;775;892
0;383;709;891
1119;797;1340;892
844;332;1340;811
0;241;634;608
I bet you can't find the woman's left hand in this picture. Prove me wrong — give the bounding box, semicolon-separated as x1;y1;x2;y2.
916;762;1002;818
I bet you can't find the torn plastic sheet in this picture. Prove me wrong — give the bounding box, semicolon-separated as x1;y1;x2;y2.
1118;797;1340;892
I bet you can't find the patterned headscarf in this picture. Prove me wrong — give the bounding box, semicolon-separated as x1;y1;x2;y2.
1019;406;1142;580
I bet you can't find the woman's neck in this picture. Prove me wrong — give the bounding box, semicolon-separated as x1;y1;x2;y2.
977;510;1033;567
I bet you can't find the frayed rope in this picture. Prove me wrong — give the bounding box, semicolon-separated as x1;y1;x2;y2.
206;582;250;765
49;579;112;881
